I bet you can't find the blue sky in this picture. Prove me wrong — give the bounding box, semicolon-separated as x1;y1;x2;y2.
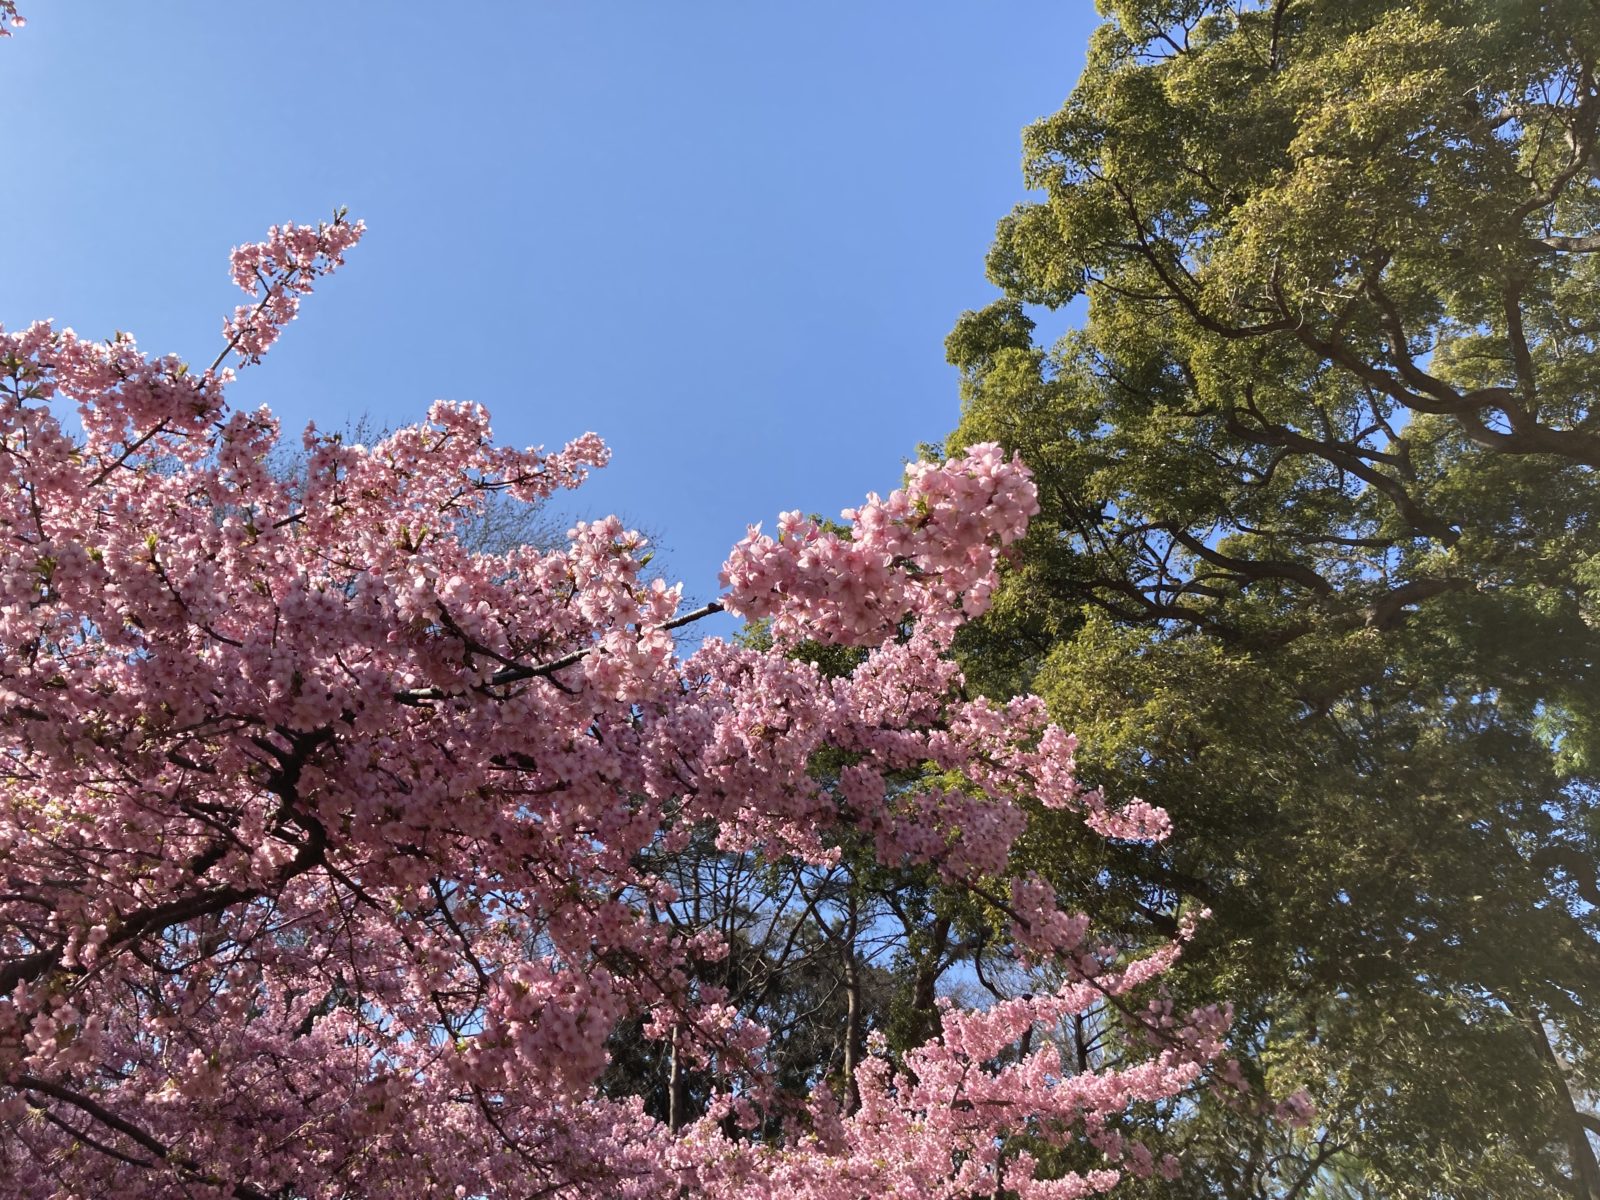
1;3;1093;632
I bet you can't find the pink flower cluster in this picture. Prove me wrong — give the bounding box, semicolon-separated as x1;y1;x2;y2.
0;217;1234;1199
720;441;1040;645
670;976;1206;1199
221;212;365;364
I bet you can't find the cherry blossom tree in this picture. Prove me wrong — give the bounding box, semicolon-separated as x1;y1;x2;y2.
0;25;1231;1199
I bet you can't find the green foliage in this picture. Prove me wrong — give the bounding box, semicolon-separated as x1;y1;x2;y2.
946;2;1600;1195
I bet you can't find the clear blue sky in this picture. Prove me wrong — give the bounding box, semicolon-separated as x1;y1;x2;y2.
1;4;1093;630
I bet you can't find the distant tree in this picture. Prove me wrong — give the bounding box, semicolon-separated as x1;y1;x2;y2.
259;414;572;564
945;2;1600;1196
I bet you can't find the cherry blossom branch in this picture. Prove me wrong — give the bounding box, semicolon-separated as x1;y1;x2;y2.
396;600;725;703
214;212;364;369
15;1075;276;1200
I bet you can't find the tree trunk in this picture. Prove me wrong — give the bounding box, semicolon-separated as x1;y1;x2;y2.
666;1035;686;1134
908;912;952;1045
1517;1003;1600;1200
841;889;863;1114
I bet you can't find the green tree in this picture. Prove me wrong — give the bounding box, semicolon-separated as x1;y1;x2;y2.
944;2;1600;1196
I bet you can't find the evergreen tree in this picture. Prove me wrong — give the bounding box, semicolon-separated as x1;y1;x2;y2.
946;2;1600;1195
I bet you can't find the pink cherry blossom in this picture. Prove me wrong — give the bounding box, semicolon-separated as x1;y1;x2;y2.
0;208;1235;1197
221;212;365;366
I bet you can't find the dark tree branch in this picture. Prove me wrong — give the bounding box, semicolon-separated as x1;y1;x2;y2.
1222;396;1459;545
1365;578;1470;630
397;601;725;704
1534;233;1600;253
15;1074;276;1200
1169;527;1334;596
